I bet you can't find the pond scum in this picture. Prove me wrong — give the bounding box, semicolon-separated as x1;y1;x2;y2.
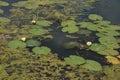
0;0;120;80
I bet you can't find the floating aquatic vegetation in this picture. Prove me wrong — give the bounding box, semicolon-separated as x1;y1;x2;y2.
99;36;120;49
0;9;3;14
64;55;102;71
102;65;120;80
12;0;67;9
105;56;120;64
36;20;53;27
89;43;107;52
78;14;120;57
8;40;26;49
61;20;79;33
0;17;11;25
81;60;102;71
0;1;9;6
88;14;103;21
28;28;48;36
32;46;51;55
64;55;86;65
26;39;41;47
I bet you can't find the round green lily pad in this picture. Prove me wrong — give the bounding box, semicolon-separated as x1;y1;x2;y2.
32;46;51;55
26;39;41;47
81;60;102;71
64;55;86;65
28;28;48;36
8;40;26;49
0;17;10;24
89;43;107;52
36;20;52;27
88;14;103;21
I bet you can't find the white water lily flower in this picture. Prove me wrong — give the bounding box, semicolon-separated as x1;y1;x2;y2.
21;37;26;41
31;19;36;24
86;41;92;46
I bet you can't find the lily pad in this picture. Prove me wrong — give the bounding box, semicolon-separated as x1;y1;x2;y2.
99;36;118;48
62;26;79;33
88;14;103;21
26;39;41;47
98;49;119;56
0;1;9;6
105;56;120;64
81;60;102;71
32;46;51;55
36;20;52;27
8;40;26;49
28;28;48;36
64;55;86;65
89;43;107;52
61;20;76;26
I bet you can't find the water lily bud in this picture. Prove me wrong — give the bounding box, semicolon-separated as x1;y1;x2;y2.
31;19;36;24
21;37;26;41
86;41;92;46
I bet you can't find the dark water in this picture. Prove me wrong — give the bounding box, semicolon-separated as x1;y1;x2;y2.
92;0;120;24
1;0;120;64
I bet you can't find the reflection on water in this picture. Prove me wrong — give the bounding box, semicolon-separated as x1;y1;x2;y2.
93;0;120;24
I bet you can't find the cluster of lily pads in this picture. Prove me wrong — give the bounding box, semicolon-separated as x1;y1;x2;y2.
78;14;120;64
8;19;53;55
64;55;102;71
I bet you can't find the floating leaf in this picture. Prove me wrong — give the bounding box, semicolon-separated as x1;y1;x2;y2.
88;14;103;21
28;28;48;36
8;40;26;49
36;20;52;27
99;36;119;49
0;1;9;6
89;43;107;52
64;55;86;65
26;39;41;47
61;20;76;26
81;60;102;71
32;46;51;55
62;26;79;33
98;49;119;56
105;56;120;64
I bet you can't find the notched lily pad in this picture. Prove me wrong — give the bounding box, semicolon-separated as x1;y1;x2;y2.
36;20;52;27
32;46;51;55
64;55;86;65
28;28;48;36
88;14;103;21
81;60;102;71
89;43;107;52
26;39;41;47
8;40;26;49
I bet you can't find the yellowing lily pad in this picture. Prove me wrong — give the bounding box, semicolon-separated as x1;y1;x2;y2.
105;56;120;64
88;14;103;21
